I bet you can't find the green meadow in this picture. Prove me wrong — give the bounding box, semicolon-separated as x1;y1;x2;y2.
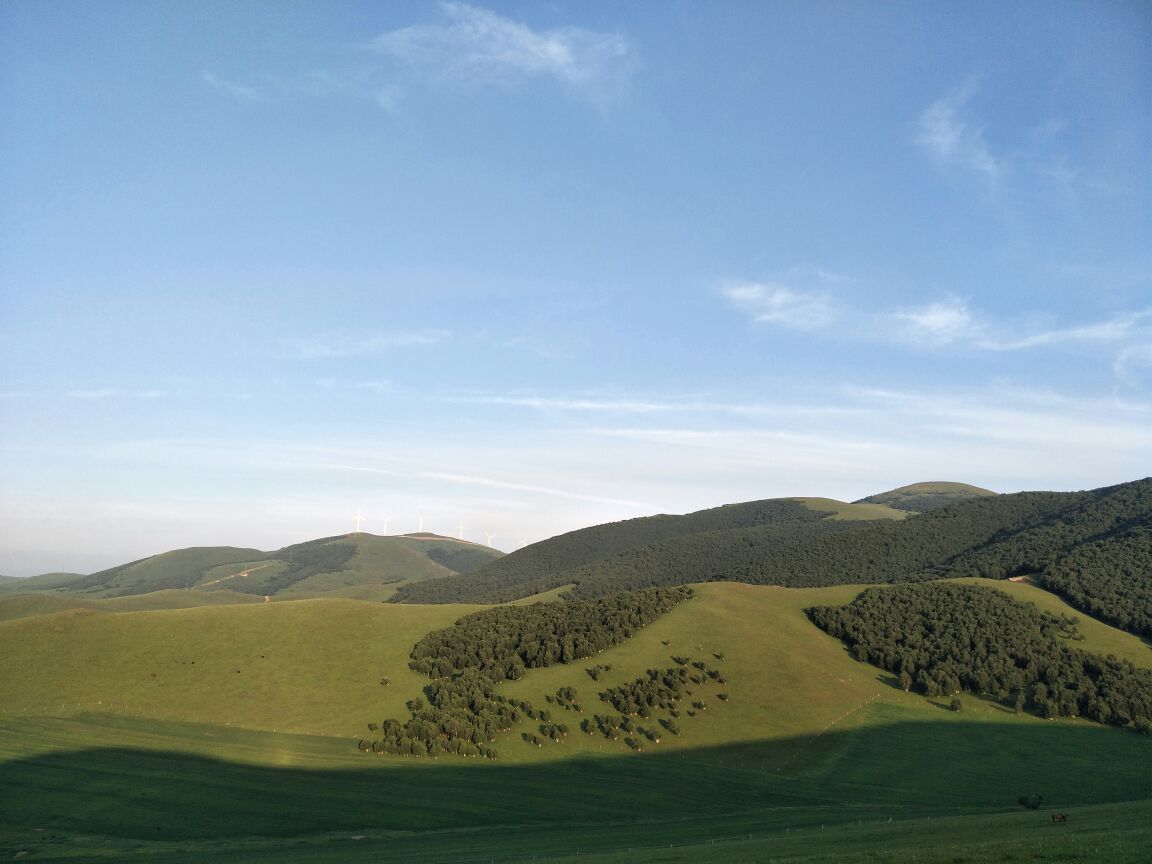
1;581;1149;861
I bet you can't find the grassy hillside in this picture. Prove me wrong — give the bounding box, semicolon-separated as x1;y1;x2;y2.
0;571;93;593
1;580;1149;862
55;546;269;597
856;480;996;512
0;589;266;622
0;598;480;736
3;581;1148;749
4;533;505;603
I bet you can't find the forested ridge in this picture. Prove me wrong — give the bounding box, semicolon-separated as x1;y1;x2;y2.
1036;527;1152;638
359;587;693;758
393;479;1152;642
807;583;1152;731
391;499;829;604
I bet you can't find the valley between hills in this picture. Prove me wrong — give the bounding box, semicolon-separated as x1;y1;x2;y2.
1;479;1150;863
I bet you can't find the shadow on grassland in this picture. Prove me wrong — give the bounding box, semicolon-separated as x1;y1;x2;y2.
1;719;1149;859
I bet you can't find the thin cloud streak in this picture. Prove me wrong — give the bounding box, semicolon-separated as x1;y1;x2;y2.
916;83;1001;180
722;281;1149;375
280;330;451;360
449;393;867;418
423;471;651;509
719;283;840;330
67;388;168;400
373;2;632;104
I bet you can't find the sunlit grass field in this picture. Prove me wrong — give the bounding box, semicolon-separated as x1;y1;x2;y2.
1;580;1148;861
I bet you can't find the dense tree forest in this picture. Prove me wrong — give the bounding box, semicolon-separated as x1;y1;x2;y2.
392;479;1152;643
392;499;829;604
359;587;693;758
1035;527;1152;638
807;583;1152;731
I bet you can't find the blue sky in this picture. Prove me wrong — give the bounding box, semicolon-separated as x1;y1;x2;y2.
1;1;1150;576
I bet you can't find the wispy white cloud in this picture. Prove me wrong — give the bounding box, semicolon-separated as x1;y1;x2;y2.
719;282;840;330
888;297;978;346
318;378;393;393
67;388;168;400
281;330;451;360
373;2;632;105
423;470;650;509
449;393;866;419
200;71;270;103
916;83;1002;181
721;274;1149;379
980;310;1151;351
1114;344;1152;385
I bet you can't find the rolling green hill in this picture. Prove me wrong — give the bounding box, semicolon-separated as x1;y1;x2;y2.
2;579;1149;862
855;480;996;512
2;478;1150;861
1;533;505;604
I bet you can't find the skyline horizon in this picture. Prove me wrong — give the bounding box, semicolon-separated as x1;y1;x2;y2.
3;2;1149;577
2;474;1135;578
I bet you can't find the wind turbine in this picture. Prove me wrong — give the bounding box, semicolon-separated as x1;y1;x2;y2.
458;520;464;540
354;511;364;534
484;532;495;548
418;516;424;533
379;515;391;535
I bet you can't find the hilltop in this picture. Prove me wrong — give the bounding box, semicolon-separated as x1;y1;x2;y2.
0;532;504;604
856;480;996;512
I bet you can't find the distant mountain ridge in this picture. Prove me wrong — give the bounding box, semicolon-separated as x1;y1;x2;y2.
0;533;504;601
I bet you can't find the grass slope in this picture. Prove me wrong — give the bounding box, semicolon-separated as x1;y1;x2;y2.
0;589;266;622
1;581;1148;861
7;534;505;604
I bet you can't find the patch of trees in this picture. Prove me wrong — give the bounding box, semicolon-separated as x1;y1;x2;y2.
549;686;582;712
581;656;727;745
359;587;693;758
806;582;1152;731
408;587;693;680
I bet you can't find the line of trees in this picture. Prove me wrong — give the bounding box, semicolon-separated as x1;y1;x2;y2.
806;583;1152;732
